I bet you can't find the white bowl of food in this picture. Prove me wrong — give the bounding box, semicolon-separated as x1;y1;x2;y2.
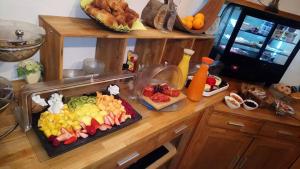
243;99;259;111
224;96;240;109
230;92;244;105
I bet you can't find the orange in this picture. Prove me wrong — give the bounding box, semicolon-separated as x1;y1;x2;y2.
181;18;187;24
194;13;205;20
185;20;193;29
185;16;194;22
192;18;204;30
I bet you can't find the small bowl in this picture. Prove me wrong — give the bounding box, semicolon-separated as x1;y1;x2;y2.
82;58;105;75
63;69;85;78
230;92;244;105
243;99;259;111
224;96;240;109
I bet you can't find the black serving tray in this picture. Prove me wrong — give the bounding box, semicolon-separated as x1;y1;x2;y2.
31;97;142;158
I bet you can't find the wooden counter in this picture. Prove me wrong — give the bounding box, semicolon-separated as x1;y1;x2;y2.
0;85;225;169
1;80;300;169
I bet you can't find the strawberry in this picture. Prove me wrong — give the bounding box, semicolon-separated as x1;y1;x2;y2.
57;133;71;142
80;122;87;129
99;124;113;131
99;124;108;131
48;135;61;147
206;76;216;86
64;136;77;145
115;114;120;125
68;128;76;137
104;116;111;125
120;113;127;123
109;112;115;118
75;130;81;138
103;124;112;129
79;132;88;138
86;125;96;135
109;112;115;123
48;135;56;142
106;115;115;126
91;118;100;129
52;138;61;147
119;112;124;121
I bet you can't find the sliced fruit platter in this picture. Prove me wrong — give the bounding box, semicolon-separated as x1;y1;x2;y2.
32;85;142;157
141;83;186;110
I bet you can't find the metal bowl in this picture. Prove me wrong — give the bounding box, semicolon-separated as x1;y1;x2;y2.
0;44;42;62
0;19;45;62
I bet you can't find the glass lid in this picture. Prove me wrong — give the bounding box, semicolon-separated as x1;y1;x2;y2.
0;76;13;113
0;19;45;48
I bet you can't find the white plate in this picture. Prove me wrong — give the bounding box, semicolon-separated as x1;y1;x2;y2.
203;83;229;97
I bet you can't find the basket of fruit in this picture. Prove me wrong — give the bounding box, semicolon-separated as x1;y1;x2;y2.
80;0;146;32
174;0;224;34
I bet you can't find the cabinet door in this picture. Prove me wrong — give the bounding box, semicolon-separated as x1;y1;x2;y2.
291;155;300;169
236;137;300;169
179;127;252;169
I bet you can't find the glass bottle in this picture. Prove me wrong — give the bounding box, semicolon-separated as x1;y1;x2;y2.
187;57;214;101
177;49;194;89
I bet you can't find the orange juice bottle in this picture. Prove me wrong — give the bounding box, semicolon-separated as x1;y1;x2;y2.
187;57;214;101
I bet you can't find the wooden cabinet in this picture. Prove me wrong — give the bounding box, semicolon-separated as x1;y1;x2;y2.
207;111;263;135
180;127;252;169
178;108;300;169
178;109;253;169
235;137;300;169
291;155;300;169
92;113;198;169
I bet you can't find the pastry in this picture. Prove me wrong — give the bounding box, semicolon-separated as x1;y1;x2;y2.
291;92;300;100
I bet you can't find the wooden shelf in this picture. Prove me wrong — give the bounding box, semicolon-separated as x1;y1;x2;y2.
40;15;212;39
39;15;214;81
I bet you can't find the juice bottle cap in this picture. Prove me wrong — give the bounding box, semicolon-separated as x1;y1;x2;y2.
184;49;195;56
202;57;214;65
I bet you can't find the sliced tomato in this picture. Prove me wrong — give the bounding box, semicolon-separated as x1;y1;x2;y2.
150;93;170;103
162;89;180;97
143;85;154;97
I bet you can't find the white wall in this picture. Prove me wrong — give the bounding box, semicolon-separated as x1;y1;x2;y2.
277;0;300;85
0;0;207;80
0;0;299;85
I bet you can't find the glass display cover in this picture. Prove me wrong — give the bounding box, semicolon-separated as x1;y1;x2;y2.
216;5;242;52
230;16;274;58
260;25;300;65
